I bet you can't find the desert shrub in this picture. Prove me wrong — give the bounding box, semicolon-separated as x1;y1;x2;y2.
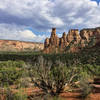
86;64;100;76
28;56;79;96
19;77;31;88
0;60;26;87
5;88;27;100
79;78;93;99
28;94;63;100
76;65;94;99
0;60;25;68
0;67;24;86
77;65;92;79
0;46;99;66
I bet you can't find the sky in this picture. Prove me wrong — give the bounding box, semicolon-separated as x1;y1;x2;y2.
0;0;100;42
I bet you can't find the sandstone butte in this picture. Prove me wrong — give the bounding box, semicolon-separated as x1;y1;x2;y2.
0;40;44;52
44;27;100;53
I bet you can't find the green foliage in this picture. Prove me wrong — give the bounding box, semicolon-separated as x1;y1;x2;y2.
0;60;25;68
0;61;25;86
28;56;82;96
79;78;93;99
0;67;23;86
86;64;100;76
5;88;27;100
0;45;99;66
88;36;96;47
0;43;99;99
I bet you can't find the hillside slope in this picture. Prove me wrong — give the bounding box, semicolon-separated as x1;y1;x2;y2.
0;40;44;52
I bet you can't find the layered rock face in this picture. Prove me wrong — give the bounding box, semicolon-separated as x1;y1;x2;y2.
0;40;44;52
44;28;59;53
44;27;100;53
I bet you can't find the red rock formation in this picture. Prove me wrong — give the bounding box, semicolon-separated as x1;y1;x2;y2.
94;28;100;42
44;28;60;53
44;38;49;48
67;29;81;43
80;29;94;41
60;32;69;48
44;27;100;53
49;28;59;46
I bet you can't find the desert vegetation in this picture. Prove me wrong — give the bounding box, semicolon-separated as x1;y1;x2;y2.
0;51;99;100
0;44;99;100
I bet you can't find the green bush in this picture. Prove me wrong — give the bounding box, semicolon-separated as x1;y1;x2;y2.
0;67;24;86
79;78;93;99
5;88;27;100
86;64;100;76
0;46;99;66
0;60;25;68
28;56;80;96
0;60;26;87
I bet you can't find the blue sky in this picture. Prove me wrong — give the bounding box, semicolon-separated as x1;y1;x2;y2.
91;0;100;5
0;0;100;42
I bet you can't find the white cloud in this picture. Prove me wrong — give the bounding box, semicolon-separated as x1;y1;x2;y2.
52;0;100;29
0;24;46;42
19;30;36;39
0;0;100;42
0;0;53;18
19;30;46;42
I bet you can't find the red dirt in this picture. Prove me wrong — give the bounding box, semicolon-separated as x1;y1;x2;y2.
89;93;100;100
60;92;100;100
60;92;81;100
0;87;100;100
24;88;100;100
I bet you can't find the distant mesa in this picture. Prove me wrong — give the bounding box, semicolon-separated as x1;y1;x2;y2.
44;27;100;53
0;40;44;52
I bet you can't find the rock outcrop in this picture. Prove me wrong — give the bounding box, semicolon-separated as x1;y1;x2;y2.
44;27;100;53
0;40;44;52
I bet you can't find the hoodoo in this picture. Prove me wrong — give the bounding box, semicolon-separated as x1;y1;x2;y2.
44;27;100;53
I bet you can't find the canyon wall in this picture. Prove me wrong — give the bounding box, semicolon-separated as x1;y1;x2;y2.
44;27;100;53
0;40;44;52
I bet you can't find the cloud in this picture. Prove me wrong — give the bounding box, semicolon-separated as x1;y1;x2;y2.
52;0;100;29
19;30;36;39
0;0;100;42
0;0;65;31
19;30;46;42
0;23;46;42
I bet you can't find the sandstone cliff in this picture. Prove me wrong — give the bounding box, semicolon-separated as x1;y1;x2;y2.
0;40;44;52
44;27;100;53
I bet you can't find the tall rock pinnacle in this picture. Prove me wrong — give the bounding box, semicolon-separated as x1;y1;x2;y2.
44;27;100;53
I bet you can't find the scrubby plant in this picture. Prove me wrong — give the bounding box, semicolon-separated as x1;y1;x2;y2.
0;60;25;68
28;56;80;96
79;78;93;99
0;67;24;86
5;88;27;100
86;64;100;76
0;61;24;87
0;60;26;87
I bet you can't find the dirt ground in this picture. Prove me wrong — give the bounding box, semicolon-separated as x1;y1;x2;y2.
25;88;100;100
60;92;100;100
0;87;100;100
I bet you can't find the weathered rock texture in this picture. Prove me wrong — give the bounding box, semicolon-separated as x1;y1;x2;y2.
44;27;100;53
0;40;44;52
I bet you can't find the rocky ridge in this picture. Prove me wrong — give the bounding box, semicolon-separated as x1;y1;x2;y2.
0;40;44;52
44;27;100;53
